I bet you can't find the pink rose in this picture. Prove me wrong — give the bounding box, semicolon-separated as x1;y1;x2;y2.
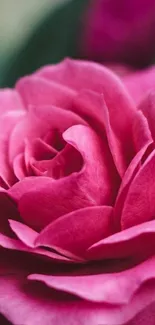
81;0;155;67
0;59;155;324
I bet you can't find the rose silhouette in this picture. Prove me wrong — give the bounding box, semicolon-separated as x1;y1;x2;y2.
0;59;155;324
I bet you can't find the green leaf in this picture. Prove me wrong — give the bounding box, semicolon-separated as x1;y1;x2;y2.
1;0;89;87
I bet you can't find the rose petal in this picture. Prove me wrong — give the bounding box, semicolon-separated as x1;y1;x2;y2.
14;125;118;230
37;59;137;160
16;75;76;109
73;90;128;176
1;268;155;325
139;92;155;142
13;153;27;180
35;206;113;259
74;91;151;177
131;110;152;152
8;176;52;202
87;220;155;260
0;111;25;186
0;90;25;185
114;142;152;230
32;144;83;178
28;256;155;304
25;138;57;164
36;59;135;109
9;220;38;248
0;233;76;263
121;149;155;229
0;89;25;115
9;104;85;164
123;66;155;104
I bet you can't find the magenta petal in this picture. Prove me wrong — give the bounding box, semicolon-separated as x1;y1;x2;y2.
0;232;75;263
0;233;30;251
9;104;85;164
0;89;25;115
32;144;83;178
9;220;38;248
35;206;113;259
0;90;25;186
87;220;155;260
121;149;155;229
13;153;27;180
63;124;119;205
25;138;57;164
114;142;152;230
8;176;52;202
139;92;155;142
28;256;155;304
15;125;118;230
123;66;155;104
16;75;76;109
36;59;135;110
8;220;81;262
73;90;128;176
132;110;152;152
37;59;137;161
1;268;155;325
0;111;25;186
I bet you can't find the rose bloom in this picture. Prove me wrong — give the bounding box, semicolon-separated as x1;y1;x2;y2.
81;0;155;67
1;59;155;324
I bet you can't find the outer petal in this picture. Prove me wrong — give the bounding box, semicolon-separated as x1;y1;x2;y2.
0;232;76;263
0;111;25;187
34;206;113;259
87;220;155;260
0;89;25;115
9;219;38;248
139;92;155;142
121;149;155;229
34;58;137;108
114;142;152;230
29;256;155;304
123;66;155;104
16;75;76;109
0;259;155;324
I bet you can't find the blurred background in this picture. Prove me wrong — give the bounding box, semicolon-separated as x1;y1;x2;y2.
0;0;155;87
0;0;67;83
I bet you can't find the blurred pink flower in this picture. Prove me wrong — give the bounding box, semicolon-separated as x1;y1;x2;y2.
81;0;155;67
